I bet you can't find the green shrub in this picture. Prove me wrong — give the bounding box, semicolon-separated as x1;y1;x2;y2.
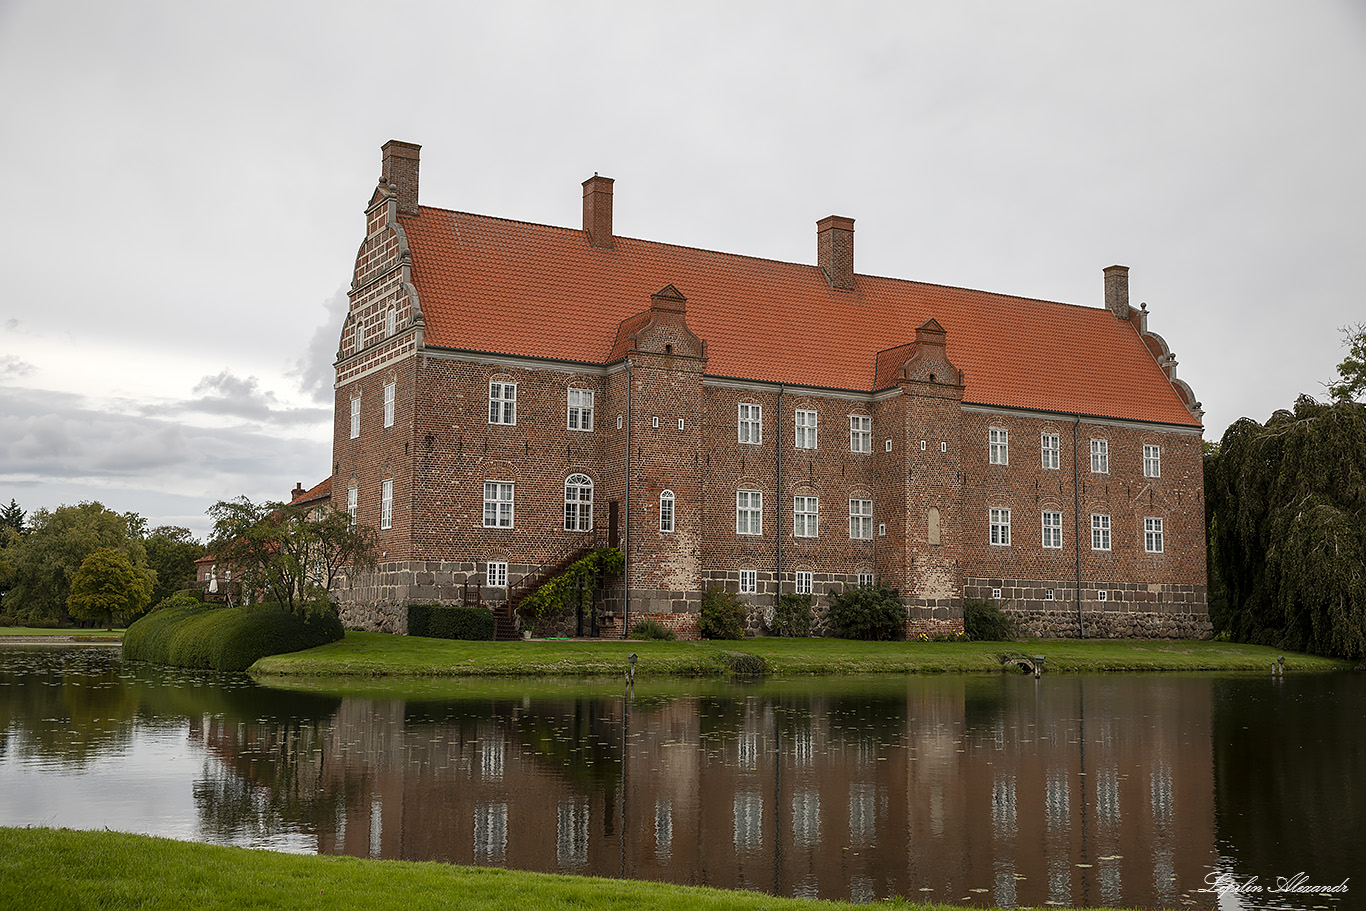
769;593;812;637
699;587;746;640
827;586;905;640
123;600;343;671
631;618;676;640
723;651;766;676
408;603;495;641
963;598;1016;641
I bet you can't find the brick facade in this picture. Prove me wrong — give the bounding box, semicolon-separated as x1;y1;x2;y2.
328;141;1210;639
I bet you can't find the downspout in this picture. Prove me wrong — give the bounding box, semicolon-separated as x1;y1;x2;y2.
776;386;784;601
623;360;631;639
1073;416;1084;639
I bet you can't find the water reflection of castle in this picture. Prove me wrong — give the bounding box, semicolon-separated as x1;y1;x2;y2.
197;679;1216;908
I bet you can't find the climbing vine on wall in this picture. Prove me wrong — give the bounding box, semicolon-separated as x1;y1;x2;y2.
518;547;624;629
1206;395;1366;659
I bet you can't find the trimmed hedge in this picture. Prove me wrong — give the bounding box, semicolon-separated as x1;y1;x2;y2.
407;603;495;641
123;600;343;672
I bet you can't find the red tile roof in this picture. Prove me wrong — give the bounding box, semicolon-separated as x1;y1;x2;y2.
290;479;331;506
400;208;1200;427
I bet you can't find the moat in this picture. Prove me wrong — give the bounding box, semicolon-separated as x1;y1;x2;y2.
1;645;1360;909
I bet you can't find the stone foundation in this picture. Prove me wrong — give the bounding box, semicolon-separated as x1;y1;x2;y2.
1007;607;1213;639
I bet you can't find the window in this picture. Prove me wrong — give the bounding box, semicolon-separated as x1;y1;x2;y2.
794;496;819;537
567;388;594;431
487;561;508;588
736;490;763;535
849;499;873;539
1091;513;1111;551
483;482;514;528
1145;517;1164;553
1090;438;1109;474
992;588;1002;599
350;396;361;439
1097;589;1108;602
678;418;684;430
1042;510;1063;549
857;572;874;587
795;571;813;595
617;414;623;430
990;507;1011;546
564;474;593;531
383;382;395;428
652;416;659;428
739;569;757;594
1144;444;1161;478
794;409;817;449
386;307;397;337
989;428;1008;465
659;490;675;533
1045;589;1055;601
380;478;393;529
738;403;762;444
1041;433;1060;470
489;382;516;425
849;415;872;453
347;486;357;524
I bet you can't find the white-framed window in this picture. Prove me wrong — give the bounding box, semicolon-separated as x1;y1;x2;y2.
1041;433;1060;470
878;523;886;536
989;507;1011;546
1097;589;1108;602
567;388;594;431
739;569;757;594
794;409;817;449
849;415;872;453
659;490;675;533
1091;513;1112;551
383;382;395;428
652;416;659;428
795;571;813;595
1045;588;1055;601
857;571;874;587
678;418;684;430
1090;438;1109;474
1143;444;1161;478
1042;510;1063;549
849;499;873;539
794;496;819;537
347;485;357;524
380;478;393;529
386;307;397;337
489;382;516;425
564;474;593;531
350;396;361;439
992;588;1002;599
738;403;762;444
1145;516;1164;553
737;490;763;535
616;414;623;430
940;441;947;453
483;482;514;528
487;561;508;587
989;428;1009;465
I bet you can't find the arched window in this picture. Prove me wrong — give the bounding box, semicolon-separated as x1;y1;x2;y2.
659;490;675;533
565;474;593;531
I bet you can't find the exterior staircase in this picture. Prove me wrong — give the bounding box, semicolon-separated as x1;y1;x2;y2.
494;532;605;640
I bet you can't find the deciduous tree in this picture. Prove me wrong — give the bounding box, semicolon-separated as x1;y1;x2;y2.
68;547;154;630
1326;323;1366;402
142;526;204;605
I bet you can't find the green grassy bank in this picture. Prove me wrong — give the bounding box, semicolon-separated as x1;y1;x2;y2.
250;631;1352;678
1;826;1121;911
0;626;124;639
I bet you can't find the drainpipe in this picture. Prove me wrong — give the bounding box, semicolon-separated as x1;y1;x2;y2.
1073;416;1084;639
623;360;631;639
776;386;784;603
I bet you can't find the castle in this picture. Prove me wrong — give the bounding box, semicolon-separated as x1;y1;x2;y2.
327;140;1209;639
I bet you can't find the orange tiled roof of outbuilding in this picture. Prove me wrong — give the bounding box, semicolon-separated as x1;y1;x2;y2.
397;206;1201;428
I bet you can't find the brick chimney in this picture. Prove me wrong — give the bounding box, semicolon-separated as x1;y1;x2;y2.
381;140;421;216
582;174;614;249
1104;264;1130;319
817;215;855;291
291;482;304;501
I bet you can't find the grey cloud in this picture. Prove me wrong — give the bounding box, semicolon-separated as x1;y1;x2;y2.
144;369;331;426
0;354;34;379
290;289;348;405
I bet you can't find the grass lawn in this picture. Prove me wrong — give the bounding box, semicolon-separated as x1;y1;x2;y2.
0;626;123;638
1;826;1120;911
249;630;1352;678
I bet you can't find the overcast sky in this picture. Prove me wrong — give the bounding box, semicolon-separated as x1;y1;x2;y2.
1;1;1363;539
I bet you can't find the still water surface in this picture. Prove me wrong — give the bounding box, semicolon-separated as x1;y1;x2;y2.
1;645;1360;909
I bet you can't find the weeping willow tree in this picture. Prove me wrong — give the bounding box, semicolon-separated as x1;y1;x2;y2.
1206;395;1366;659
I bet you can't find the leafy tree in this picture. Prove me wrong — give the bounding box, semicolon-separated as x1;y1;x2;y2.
68;547;154;630
0;499;23;604
3;502;151;624
1206;395;1366;659
143;526;204;605
1326;323;1366;402
206;496;378;615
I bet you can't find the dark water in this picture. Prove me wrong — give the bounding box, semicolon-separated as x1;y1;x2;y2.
1;645;1361;909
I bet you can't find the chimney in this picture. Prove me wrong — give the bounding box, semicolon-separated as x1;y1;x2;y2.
381;140;421;216
582;175;614;249
1104;264;1130;319
817;216;855;291
291;482;304;501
